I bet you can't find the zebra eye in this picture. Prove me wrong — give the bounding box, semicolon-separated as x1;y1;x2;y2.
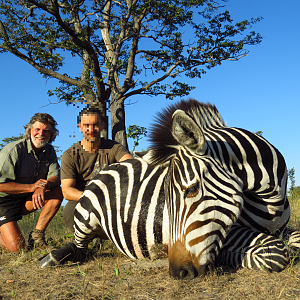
184;182;200;198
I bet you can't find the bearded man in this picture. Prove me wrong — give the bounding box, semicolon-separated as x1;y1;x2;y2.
0;113;63;252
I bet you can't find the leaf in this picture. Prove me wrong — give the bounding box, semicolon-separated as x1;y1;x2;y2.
64;234;74;239
115;263;120;276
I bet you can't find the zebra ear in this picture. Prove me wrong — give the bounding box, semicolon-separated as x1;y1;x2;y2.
134;150;151;162
134;151;146;158
172;110;206;154
134;149;155;164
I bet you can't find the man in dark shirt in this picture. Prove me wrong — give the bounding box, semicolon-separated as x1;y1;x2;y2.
61;107;133;230
0;113;63;252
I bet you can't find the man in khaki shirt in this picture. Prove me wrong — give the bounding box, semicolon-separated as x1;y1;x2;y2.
0;113;63;252
61;107;133;230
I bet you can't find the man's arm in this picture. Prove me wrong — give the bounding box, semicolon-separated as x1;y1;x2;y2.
61;178;83;201
45;176;61;190
0;179;48;194
119;153;133;162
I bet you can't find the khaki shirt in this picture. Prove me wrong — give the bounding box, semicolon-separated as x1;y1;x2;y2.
61;139;131;191
0;138;60;198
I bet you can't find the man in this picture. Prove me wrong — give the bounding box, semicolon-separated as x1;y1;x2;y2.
61;107;133;230
0;113;63;252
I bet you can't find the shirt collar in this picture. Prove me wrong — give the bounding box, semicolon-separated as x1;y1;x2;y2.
26;138;47;155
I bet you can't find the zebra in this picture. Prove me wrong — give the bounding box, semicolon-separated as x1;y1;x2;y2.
40;99;300;279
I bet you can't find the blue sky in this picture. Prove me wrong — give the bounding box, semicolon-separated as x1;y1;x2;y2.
0;0;299;187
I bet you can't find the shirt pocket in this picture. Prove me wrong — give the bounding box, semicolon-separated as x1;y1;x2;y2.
17;164;36;184
36;160;50;180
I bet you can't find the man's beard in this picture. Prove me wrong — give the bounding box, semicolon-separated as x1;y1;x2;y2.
31;133;49;148
83;132;100;143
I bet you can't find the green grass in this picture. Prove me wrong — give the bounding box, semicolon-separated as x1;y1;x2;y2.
17;206;72;246
288;196;300;231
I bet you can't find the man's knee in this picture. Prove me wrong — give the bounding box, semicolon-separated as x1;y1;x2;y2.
0;222;26;252
43;187;63;214
45;186;63;202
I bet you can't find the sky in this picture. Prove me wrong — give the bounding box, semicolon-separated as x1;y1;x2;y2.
0;0;299;188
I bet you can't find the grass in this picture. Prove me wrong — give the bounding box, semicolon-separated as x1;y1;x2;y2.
17;207;72;247
288;196;300;231
0;200;300;299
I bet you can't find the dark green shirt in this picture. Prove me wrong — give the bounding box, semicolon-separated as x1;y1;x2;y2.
61;139;131;191
0;138;60;198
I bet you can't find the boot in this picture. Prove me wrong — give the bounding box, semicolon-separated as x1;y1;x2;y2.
27;229;48;250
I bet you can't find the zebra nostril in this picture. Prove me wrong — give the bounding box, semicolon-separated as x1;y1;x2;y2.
179;269;188;279
178;266;198;280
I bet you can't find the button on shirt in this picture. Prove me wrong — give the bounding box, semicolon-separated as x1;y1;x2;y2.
0;138;60;198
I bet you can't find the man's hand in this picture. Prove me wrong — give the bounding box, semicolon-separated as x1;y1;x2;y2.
30;179;49;192
31;187;45;209
30;179;50;209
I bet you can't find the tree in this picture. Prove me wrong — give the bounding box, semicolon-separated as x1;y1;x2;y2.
0;0;262;148
126;124;147;153
288;167;296;198
0;133;24;151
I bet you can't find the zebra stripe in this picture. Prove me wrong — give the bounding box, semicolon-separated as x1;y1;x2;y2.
217;226;289;272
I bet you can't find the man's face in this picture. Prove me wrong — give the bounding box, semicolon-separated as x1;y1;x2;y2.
78;113;101;143
31;121;52;149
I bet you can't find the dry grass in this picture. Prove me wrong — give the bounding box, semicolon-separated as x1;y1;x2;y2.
1;202;300;300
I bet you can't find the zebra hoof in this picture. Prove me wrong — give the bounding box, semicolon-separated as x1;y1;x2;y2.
40;253;58;268
40;243;77;268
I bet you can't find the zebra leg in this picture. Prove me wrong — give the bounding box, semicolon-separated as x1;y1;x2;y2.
73;197;108;249
279;227;300;264
280;227;300;248
216;226;289;272
40;198;107;268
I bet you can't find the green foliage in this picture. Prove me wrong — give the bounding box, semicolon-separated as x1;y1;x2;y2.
288;168;296;190
126;125;147;153
255;130;263;137
53;145;63;162
290;186;300;200
115;262;120;277
68;263;87;277
287;168;300;200
0;133;24;151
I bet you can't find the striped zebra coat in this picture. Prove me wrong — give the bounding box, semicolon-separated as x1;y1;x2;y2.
40;99;300;279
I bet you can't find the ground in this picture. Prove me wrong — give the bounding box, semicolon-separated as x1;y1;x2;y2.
1;199;300;300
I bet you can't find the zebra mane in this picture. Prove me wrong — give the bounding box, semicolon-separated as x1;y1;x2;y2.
147;98;226;166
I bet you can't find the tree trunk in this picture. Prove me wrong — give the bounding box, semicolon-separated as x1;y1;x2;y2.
110;96;128;149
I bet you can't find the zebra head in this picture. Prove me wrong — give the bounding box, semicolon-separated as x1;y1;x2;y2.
147;99;244;279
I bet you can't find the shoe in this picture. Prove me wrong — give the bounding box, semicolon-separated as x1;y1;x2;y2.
27;229;48;250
